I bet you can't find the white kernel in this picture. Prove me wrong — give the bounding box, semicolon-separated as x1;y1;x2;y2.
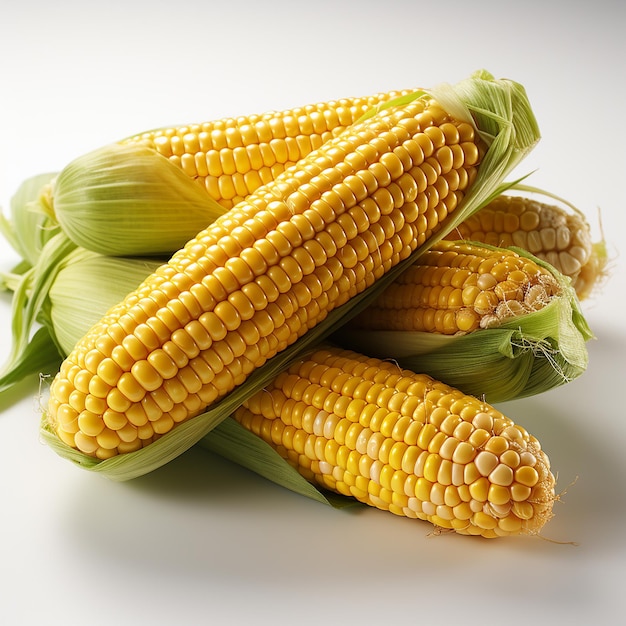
559;251;582;276
539;227;556;250
569;244;590;264
519;451;537;466
526;231;543;253
318;461;333;476
469;499;483;513
475;451;498;476
472;412;493;431
476;273;497;290
436;505;455;520
407;497;423;514
355;427;372;455
421;501;436;516
312;410;328;437
451;462;465;486
556;225;571;250
369;459;383;482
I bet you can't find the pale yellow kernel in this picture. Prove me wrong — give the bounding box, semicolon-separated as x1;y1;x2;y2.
451;462;465;486
469;498;484;513
489;463;514;487
438;436;458;460
501;424;526;442
512;501;535;520
451;440;476;464
468;428;491;448
476;273;497;290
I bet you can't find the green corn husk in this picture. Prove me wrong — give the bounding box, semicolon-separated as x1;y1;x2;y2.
47;142;228;257
0;233;77;394
40;70;544;482
336;245;593;403
0;244;168;395
46;249;165;356
0;172;61;269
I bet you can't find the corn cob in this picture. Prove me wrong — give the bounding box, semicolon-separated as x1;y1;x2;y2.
444;193;606;299
122;88;414;209
44;88;486;460
232;345;555;538
347;240;562;335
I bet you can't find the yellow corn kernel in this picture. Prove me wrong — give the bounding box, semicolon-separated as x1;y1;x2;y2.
232;346;555;538
347;239;561;334
45;92;484;460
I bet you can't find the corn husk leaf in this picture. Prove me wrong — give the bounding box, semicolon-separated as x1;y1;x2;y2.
40;69;543;480
336;246;593;403
198;417;357;508
0;172;61;269
51;143;228;257
0;233;76;396
47;249;164;356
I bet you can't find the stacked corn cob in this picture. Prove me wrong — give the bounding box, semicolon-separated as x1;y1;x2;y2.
0;70;606;537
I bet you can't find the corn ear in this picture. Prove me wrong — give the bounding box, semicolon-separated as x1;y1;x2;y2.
39;70;543;480
338;243;592;402
43;89;412;257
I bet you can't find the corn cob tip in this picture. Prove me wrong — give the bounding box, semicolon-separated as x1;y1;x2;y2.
445;193;606;301
346;240;563;335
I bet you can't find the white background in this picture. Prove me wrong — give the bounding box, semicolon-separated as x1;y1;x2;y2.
1;1;624;624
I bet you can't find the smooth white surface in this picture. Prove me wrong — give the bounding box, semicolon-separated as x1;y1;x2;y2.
1;2;624;624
